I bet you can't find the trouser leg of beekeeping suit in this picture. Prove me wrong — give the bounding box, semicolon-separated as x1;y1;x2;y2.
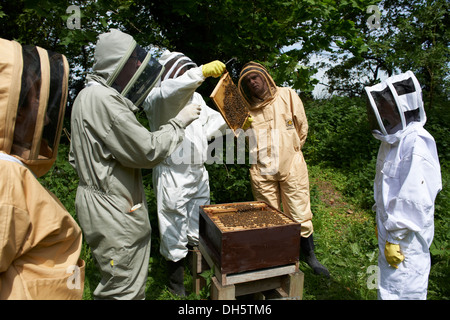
250;153;313;237
154;164;210;261
153;163;210;295
279;153;314;238
377;222;433;300
249;172;280;208
250;153;329;277
251;174;329;278
76;188;151;300
164;184;209;296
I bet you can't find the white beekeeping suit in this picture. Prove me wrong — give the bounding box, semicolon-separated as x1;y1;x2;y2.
365;71;442;300
143;51;227;296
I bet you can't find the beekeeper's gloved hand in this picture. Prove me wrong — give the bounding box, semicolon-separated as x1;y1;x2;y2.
175;104;201;127
242;115;253;130
385;241;405;269
202;61;226;78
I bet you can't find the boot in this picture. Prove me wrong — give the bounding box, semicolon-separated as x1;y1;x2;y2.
167;259;186;296
300;234;330;278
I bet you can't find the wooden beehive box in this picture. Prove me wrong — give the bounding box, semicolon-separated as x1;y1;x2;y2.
199;201;301;275
210;72;250;136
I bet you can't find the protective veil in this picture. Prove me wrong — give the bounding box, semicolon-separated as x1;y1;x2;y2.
365;71;442;299
93;30;163;108
0;40;68;177
238;62;313;237
143;51;227;263
69;30;186;299
0;38;84;299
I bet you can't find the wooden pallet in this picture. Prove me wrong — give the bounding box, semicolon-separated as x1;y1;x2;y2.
191;243;304;300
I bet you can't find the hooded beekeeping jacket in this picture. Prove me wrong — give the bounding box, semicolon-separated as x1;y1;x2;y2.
69;30;185;299
0;38;84;300
143;51;227;262
238;62;312;237
365;71;442;299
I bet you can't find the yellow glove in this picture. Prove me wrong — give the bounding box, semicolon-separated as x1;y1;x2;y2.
242;115;253;130
384;241;404;269
202;61;226;78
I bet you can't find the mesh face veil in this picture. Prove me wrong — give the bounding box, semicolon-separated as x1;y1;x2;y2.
0;38;69;177
238;62;277;109
107;43;164;108
365;71;425;136
159;51;197;81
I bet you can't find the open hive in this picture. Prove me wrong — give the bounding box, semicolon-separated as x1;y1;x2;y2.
206;202;294;231
210;72;250;136
199;201;301;275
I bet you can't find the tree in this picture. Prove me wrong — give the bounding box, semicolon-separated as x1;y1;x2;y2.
385;0;449;107
1;0;377;98
130;0;373;95
1;0;112;105
323;0;449;107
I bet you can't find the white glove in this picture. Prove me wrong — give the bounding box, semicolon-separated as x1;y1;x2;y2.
175;103;201;127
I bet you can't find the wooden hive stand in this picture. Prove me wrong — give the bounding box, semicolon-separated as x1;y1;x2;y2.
191;243;304;300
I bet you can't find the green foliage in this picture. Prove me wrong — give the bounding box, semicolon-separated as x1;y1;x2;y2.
263;53;319;94
384;0;449;105
137;0;374;95
303;96;379;208
39;143;78;217
325;0;449;102
207;162;253;205
304;96;378;167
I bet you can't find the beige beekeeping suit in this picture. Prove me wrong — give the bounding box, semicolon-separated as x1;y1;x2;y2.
0;38;84;300
238;62;313;237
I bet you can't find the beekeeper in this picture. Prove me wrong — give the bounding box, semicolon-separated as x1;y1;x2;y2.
365;71;442;300
143;51;228;296
238;62;329;277
0;38;85;299
69;29;201;300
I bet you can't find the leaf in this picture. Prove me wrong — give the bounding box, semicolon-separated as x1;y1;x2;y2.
350;242;360;256
365;250;377;263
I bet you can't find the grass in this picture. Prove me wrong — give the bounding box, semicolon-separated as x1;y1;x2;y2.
302;165;378;300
